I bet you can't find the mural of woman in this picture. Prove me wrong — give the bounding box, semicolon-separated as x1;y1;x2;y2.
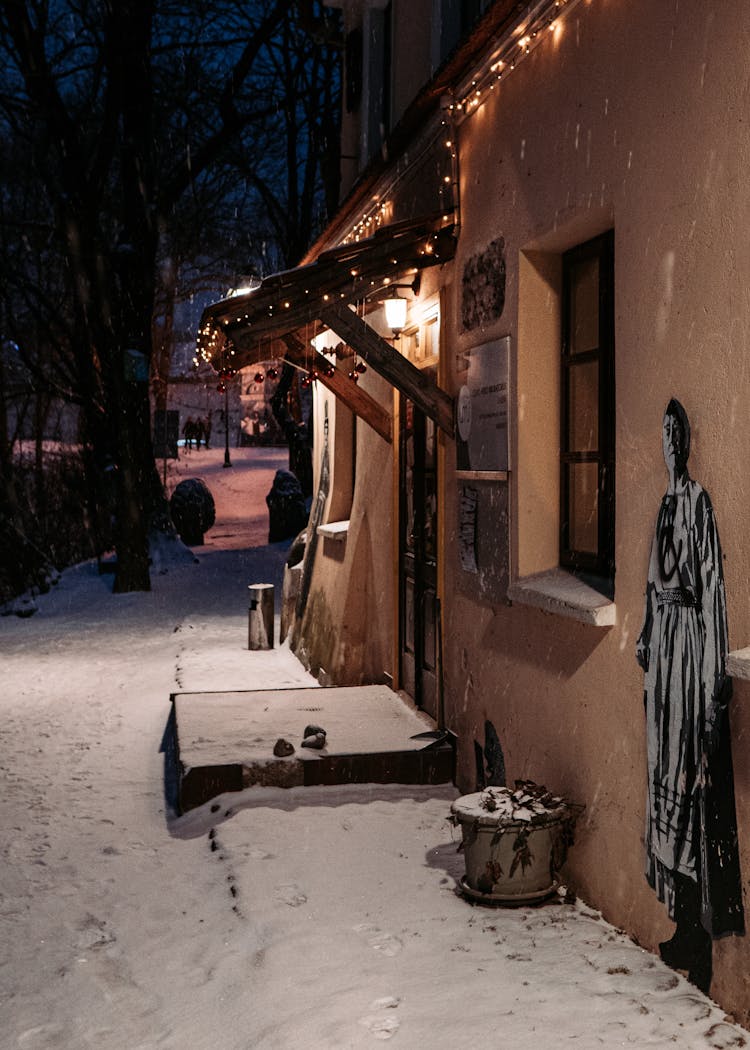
636;398;744;994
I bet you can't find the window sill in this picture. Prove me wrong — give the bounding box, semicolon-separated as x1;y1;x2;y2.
508;568;616;627
316;520;350;542
727;648;750;681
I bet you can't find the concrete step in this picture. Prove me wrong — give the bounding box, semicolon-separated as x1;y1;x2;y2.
170;684;456;812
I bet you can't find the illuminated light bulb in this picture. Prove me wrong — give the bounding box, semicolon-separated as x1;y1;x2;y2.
217;382;226;393
384;294;408;336
348;371;360;383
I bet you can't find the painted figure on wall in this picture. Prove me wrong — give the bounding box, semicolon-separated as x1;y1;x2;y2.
636;398;744;994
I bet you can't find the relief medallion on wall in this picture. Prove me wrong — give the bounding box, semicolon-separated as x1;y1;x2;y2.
461;237;506;331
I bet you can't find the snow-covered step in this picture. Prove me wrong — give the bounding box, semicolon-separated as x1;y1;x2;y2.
170;685;455;811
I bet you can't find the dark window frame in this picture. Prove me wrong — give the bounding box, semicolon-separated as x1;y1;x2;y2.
560;230;615;584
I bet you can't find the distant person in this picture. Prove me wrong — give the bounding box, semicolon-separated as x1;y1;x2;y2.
182;415;195;450
636;398;744;994
194;417;205;449
204;410;212;449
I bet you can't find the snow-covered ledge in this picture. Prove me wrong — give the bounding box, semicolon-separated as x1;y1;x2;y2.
317;520;350;542
508;568;616;627
727;648;750;681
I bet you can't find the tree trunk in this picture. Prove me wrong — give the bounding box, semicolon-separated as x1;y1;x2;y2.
0;349;21;530
111;374;152;593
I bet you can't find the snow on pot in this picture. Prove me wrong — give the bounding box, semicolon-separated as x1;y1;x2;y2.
450;780;582;905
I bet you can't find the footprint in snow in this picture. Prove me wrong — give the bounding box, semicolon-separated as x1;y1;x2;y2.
360;997;401;1041
248;847;275;860
353;923;403;957
18;1023;71;1047
274;883;307;907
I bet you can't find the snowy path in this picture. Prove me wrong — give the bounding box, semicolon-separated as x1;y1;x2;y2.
1;447;749;1048
166;445;289;551
0;541;308;1050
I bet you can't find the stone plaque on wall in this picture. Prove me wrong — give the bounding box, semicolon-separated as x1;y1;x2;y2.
456;336;510;476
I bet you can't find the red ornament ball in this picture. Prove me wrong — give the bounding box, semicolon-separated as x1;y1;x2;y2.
254;371;265;383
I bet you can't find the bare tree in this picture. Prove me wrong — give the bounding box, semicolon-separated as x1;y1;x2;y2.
0;0;341;592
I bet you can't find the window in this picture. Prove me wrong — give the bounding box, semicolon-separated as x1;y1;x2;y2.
560;231;615;585
433;0;492;68
362;3;392;165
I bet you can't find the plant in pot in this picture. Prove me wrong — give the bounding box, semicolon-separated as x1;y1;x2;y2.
450;780;583;905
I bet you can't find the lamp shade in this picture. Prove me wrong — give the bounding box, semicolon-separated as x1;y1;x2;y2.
384;294;408;335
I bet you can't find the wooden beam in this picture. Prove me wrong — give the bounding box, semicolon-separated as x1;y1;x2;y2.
320;304;455;437
203;219;457;355
282;334;392;444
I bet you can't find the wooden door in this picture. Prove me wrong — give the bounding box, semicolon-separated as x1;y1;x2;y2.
399;396;438;718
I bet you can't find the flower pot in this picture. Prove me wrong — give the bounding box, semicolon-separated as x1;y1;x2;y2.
450;783;579;905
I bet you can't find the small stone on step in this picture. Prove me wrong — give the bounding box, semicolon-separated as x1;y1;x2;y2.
301;732;326;750
273;738;295;757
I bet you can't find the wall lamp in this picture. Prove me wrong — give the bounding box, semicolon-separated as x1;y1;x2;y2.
379;274;421;339
384;291;408;338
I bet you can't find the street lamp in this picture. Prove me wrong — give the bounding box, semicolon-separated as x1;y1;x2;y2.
223;377;232;468
217;366;233;468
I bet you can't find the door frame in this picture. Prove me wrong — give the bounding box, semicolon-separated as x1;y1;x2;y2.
395;383;441;718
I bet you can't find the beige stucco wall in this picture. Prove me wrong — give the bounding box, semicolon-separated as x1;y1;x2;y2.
438;0;750;1019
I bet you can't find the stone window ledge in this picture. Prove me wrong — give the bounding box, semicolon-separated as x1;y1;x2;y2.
316;520;350;542
508;568;616;627
727;649;750;681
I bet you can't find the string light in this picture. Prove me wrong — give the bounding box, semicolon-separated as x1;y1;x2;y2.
443;0;582;124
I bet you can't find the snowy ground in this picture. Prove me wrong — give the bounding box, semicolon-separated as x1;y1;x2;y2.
1;447;749;1049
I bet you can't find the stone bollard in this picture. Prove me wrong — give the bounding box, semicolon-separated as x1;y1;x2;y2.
248;583;274;650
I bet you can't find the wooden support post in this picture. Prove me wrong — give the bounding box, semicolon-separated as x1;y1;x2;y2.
320;304;455;437
282;333;392;444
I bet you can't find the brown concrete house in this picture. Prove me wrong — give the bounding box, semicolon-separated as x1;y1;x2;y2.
200;0;750;1018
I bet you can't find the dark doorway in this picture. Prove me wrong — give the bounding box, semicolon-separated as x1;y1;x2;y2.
399;394;438;718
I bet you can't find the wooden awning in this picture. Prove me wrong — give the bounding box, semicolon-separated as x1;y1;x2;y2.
198;215;457;439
